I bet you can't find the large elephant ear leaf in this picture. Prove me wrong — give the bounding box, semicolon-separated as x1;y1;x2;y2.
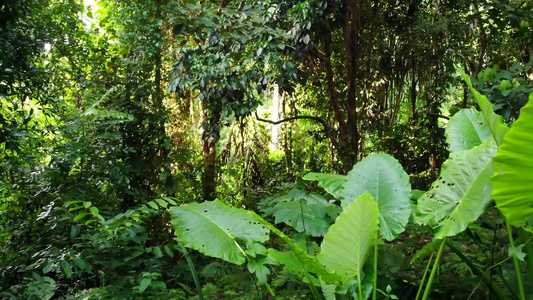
303;173;346;199
262;200;331;237
170;200;269;265
492;92;533;231
460;71;509;144
341;153;411;241
446;108;492;152
319;192;379;279
417;139;498;239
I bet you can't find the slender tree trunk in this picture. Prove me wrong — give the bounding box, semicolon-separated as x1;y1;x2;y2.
323;28;350;167
411;66;418;121
389;73;406;125
201;100;221;201
474;2;486;77
429;64;440;170
282;97;293;175
343;0;363;172
202;137;217;201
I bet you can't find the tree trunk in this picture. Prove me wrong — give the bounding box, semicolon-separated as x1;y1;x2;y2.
202;136;217;201
389;73;406;125
410;64;418;121
428;64;440;171
201;99;221;201
342;0;363;172
282;96;293;175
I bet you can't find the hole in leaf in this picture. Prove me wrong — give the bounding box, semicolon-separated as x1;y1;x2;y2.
186;228;190;231
227;228;230;231
202;245;205;247
204;210;208;213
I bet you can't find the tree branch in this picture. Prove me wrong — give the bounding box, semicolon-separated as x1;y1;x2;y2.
425;111;450;120
255;112;328;127
254;112;341;152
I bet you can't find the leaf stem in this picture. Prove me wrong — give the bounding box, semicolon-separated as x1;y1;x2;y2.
357;268;363;300
299;200;310;253
372;239;378;300
264;281;276;297
415;252;434;300
178;242;204;300
518;230;533;281
421;237;446;300
506;222;526;300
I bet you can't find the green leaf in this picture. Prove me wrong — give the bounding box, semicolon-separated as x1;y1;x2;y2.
509;244;527;262
89;207;99;216
147;201;159;210
492;93;533;230
73;258;86;271
417;139;498;239
320;281;336;300
341;153;411;241
500;79;512;91
247;258;271;284
155;198;168;208
267;248;340;284
446;108;492;152
43;263;54;274
40;276;57;300
303;34;310;44
252;212;343;285
61;261;72;278
74;212;89;221
303;172;347;199
170;200;269;264
411;190;426;201
164;245;174;258
245;242;267;258
139;277;151;293
263;201;330;237
68;205;85;212
319;192;379;278
152;281;167;289
460;72;509;145
153;246;163;258
70;225;80;239
163;197;177;205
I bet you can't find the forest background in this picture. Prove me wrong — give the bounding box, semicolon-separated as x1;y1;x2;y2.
1;0;533;299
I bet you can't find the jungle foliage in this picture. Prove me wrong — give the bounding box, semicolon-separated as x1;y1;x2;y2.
1;0;532;299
